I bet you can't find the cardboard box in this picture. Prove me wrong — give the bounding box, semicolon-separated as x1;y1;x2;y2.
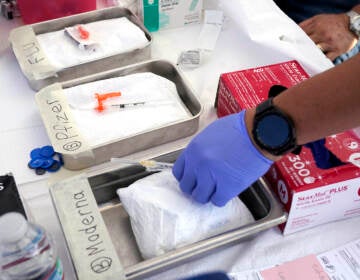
215;60;360;235
161;0;202;29
266;135;360;235
215;60;308;118
139;0;203;31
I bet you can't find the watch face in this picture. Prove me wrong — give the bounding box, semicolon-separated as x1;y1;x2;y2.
253;97;297;156
255;113;291;149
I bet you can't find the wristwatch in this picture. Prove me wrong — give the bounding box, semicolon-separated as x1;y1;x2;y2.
346;10;360;38
252;97;298;156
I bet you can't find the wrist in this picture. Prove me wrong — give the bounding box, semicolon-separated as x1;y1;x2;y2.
244;108;282;162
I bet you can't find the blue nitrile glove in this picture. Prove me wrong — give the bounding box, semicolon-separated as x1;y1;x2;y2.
172;110;273;207
305;139;345;169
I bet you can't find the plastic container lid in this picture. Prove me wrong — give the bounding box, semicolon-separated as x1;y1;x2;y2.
0;212;28;244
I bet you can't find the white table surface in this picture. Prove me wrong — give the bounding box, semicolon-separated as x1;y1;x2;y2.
1;1;359;279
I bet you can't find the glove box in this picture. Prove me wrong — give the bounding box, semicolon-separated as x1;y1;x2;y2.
50;149;288;280
35;59;202;170
9;6;152;91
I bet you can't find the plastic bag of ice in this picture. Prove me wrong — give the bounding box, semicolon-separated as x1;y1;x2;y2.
117;170;254;259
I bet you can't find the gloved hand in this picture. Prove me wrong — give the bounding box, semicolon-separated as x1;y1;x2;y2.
172;110;273;207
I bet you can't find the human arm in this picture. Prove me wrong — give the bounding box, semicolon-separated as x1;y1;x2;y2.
247;52;360;154
173;53;360;206
298;4;360;61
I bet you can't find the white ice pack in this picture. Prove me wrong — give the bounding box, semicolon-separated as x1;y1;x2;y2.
117;170;255;259
36;17;149;70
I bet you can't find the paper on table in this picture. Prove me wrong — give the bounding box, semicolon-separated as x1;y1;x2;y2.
317;238;360;279
229;255;329;280
259;255;329;280
218;0;334;76
230;238;360;280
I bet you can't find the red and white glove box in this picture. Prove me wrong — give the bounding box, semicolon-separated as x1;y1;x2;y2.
215;60;360;235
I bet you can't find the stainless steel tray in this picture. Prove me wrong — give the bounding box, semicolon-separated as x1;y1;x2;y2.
9;7;152;91
35;60;202;170
50;149;287;280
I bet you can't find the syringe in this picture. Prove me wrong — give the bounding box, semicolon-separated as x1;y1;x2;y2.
111;101;146;109
110;100;174;110
110;158;174;172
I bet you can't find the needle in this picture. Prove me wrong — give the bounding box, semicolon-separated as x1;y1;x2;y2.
110;158;174;172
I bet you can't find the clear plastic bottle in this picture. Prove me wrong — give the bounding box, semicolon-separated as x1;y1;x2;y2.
0;212;64;280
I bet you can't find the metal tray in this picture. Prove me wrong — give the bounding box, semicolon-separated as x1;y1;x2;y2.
50;149;287;280
35;59;202;170
9;7;152;91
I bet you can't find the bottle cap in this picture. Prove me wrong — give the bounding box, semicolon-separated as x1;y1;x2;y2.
0;212;28;243
28;145;63;174
28;158;44;169
30;148;42;159
39;145;55;158
35;167;46;175
47;160;61;172
41;158;54;169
